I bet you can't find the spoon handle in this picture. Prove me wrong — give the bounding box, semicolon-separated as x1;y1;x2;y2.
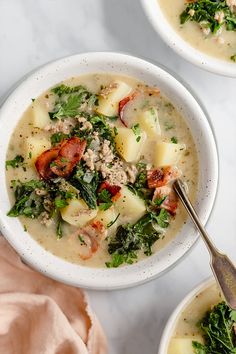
173;179;236;310
173;179;217;255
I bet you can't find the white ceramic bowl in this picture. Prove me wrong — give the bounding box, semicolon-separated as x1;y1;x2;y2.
158;277;214;354
141;0;236;77
0;52;218;290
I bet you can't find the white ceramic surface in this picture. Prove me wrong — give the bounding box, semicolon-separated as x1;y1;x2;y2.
158;277;214;354
0;52;217;290
141;0;236;77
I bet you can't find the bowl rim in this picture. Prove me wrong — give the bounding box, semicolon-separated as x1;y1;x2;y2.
158;277;215;354
141;0;236;78
0;51;219;290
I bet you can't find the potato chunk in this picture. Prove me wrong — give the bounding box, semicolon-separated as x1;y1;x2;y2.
31;101;50;129
61;199;97;227
154;142;186;167
96;80;132;116
114;127;145;163
25;136;51;163
114;186;146;224
139;107;161;138
168;336;204;354
94;207;119;230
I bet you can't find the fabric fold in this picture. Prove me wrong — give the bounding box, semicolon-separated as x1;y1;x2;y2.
0;237;107;354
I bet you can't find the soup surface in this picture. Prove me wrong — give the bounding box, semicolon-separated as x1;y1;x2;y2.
168;282;236;354
159;0;236;62
6;73;198;268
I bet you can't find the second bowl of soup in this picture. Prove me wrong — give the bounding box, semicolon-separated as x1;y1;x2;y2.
142;0;236;77
159;278;236;354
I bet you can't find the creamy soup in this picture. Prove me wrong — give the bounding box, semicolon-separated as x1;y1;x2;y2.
167;282;236;354
6;73;198;268
159;0;236;62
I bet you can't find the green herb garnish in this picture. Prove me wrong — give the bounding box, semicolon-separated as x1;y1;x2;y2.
107;213;120;228
164;121;174;131
78;235;87;245
132;123;141;142
6;155;25;169
54;198;68;209
155;209;170;228
49;84;97;120
56;218;63;239
171;136;178;144
98;189;113;211
231;54;236;62
51;132;69;145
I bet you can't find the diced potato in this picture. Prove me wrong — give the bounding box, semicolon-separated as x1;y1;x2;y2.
31;101;50;129
114;127;145;163
139;107;161;138
25;136;51;163
114;186;146;224
168;336;204;354
96;80;132;116
154;142;186;167
94;207;119;230
61;199;97;227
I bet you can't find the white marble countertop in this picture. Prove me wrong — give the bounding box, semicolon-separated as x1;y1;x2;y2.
1;1;236;353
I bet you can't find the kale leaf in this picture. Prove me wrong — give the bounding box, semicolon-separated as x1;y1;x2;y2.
106;213;161;267
8;178;76;219
127;163;152;202
70;165;100;209
155;209;170;228
6;155;25;169
7;180;48;218
193;301;236;354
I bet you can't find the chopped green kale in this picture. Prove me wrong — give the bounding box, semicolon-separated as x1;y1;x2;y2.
127;163;152;202
155;209;170;228
7;178;76;221
193;301;236;354
50;132;69;145
171;136;178;144
56;217;63;239
180;0;236;36
54;197;68;209
6;155;25;169
107;212;163;267
231;54;236;62
106;251;137;268
7;180;48;218
70;166;99;209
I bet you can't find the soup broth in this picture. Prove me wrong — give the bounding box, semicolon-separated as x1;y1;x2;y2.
6;73;198;268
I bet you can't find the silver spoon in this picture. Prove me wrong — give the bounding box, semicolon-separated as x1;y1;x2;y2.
173;178;236;310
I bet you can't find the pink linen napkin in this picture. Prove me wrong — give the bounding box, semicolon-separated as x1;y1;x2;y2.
0;237;107;354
